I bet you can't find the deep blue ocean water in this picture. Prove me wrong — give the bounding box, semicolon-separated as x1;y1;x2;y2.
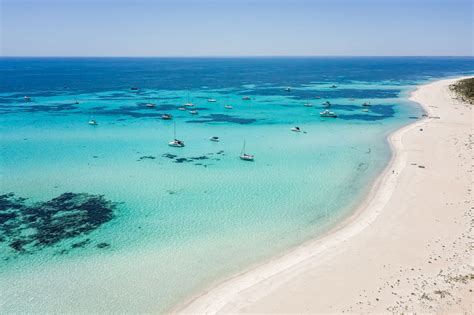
0;57;473;313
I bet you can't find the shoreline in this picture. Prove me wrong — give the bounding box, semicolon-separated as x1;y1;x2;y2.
174;76;473;314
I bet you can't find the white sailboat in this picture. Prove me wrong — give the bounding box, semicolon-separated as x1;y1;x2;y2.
169;121;185;147
184;92;194;107
239;140;254;161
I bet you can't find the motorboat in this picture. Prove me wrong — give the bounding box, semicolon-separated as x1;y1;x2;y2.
322;101;331;107
362;102;371;106
184;102;194;107
242;96;251;100
304;103;313;107
207;98;217;102
146;103;156;108
178;107;186;111
189;110;199;115
24;96;32;102
88;119;98;125
291;126;301;132
210;136;220;142
284;87;291;92
224;105;233;109
320;110;337;118
162;114;173;120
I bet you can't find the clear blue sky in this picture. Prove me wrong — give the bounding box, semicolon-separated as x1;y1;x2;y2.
1;0;472;56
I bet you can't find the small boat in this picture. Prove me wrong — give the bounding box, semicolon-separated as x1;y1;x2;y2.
362;109;369;112
131;87;139;91
178;107;186;111
322;101;331;107
169;122;185;147
169;139;185;147
189;110;199;115
74;99;79;105
320;110;338;118
146;103;156;108
315;96;321;99
239;141;254;161
362;102;371;106
291;126;301;132
24;96;31;102
304;103;313;107
242;96;251;100
224;105;233;109
184;102;194;107
284;87;291;92
88;119;98;125
330;85;337;88
210;136;220;142
161;114;173;120
207;98;217;103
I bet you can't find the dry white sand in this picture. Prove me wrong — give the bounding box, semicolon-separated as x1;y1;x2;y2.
176;77;473;314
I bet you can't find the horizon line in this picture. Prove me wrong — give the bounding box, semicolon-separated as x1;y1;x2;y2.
1;55;473;59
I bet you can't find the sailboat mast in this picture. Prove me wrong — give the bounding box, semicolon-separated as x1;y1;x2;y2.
173;121;177;140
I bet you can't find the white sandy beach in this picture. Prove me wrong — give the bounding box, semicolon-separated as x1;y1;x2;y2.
176;77;473;314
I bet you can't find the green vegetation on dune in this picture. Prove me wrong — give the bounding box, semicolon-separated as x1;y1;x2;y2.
450;78;474;104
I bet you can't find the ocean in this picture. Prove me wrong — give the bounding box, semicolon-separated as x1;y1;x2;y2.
1;57;473;313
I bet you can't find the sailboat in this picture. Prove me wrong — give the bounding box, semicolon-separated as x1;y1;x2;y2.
168;121;185;147
239;140;254;161
184;92;194;107
88;119;98;125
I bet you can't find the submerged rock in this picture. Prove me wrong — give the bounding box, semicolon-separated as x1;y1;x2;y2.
0;192;116;254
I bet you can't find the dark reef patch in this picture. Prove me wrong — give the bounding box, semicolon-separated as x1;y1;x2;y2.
337;105;395;121
0;192;116;255
162;152;221;166
137;155;156;161
187;114;256;125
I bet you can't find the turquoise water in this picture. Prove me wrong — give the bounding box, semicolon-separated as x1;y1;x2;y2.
1;57;473;313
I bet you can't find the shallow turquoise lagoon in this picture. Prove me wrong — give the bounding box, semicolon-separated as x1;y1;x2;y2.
0;57;472;312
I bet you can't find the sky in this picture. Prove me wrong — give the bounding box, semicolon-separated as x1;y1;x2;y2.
0;0;472;57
